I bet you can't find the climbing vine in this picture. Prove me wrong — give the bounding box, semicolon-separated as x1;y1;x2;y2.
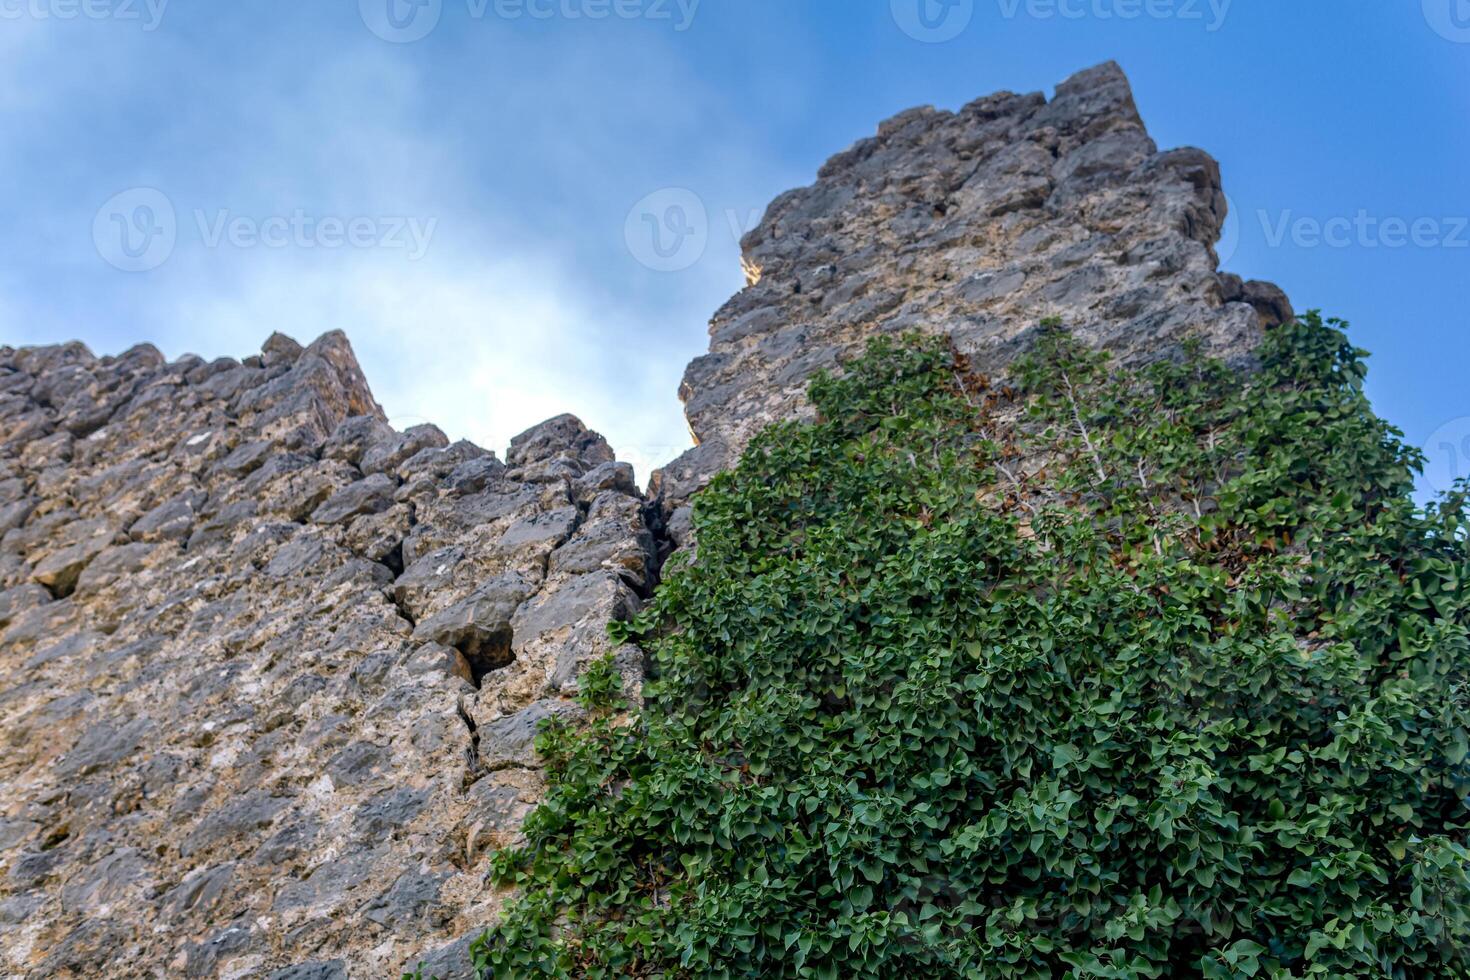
442;313;1470;978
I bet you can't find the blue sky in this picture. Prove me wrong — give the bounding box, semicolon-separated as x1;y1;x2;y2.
4;2;1467;496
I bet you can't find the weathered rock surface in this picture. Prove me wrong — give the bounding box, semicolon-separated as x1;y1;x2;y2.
0;61;1288;978
0;333;654;977
652;61;1289;518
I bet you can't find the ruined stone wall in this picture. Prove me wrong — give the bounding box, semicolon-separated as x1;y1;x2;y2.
652;61;1289;535
0;333;653;977
0;61;1287;979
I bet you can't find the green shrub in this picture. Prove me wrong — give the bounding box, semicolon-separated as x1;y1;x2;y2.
468;314;1470;978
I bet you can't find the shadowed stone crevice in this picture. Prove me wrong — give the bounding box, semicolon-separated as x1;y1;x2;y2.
387;587;418;629
455;696;481;789
460;624;514;689
37;577;71;602
637;497;672;597
380;540;405;578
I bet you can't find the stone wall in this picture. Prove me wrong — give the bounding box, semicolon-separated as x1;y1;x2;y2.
651;61;1289;537
0;61;1287;978
0;333;653;977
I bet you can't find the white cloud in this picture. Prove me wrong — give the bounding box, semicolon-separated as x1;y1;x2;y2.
0;17;785;486
162;247;694;482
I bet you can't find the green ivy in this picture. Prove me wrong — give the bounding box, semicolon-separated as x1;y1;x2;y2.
456;313;1470;978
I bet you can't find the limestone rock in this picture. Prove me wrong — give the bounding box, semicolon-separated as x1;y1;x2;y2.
0;330;655;977
651;60;1288;514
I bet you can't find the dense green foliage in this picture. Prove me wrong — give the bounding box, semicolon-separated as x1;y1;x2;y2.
459;314;1470;977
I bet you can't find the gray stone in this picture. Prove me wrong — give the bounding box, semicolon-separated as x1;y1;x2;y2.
75;541;157;593
343;504;411;563
506;413;614;471
412;572;534;664
327;740;389;787
187;498;257;549
551;505;654;590
267;961;347;980
270;847;378;913
7;850;62;889
0;497;35;534
446;455;507;495
58;717;155;777
261;331;305;366
399;439;489;481
323;414;395;466
221;439;274;476
496;506;579;553
364;869;446;926
393;545;465;619
1241;278;1294;328
478;699;582;771
512;569;637;642
406;642;476;686
264;534;328;578
361;423;449;476
572;459;638;503
181;791;286;857
31;526;115;595
0;583;50;627
406;932;480;980
310;472;397;525
130;489;205;542
253;819;317;866
25;629;103;668
182;920;255;977
0;892;44;926
355;787;430;839
161;862;235;919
